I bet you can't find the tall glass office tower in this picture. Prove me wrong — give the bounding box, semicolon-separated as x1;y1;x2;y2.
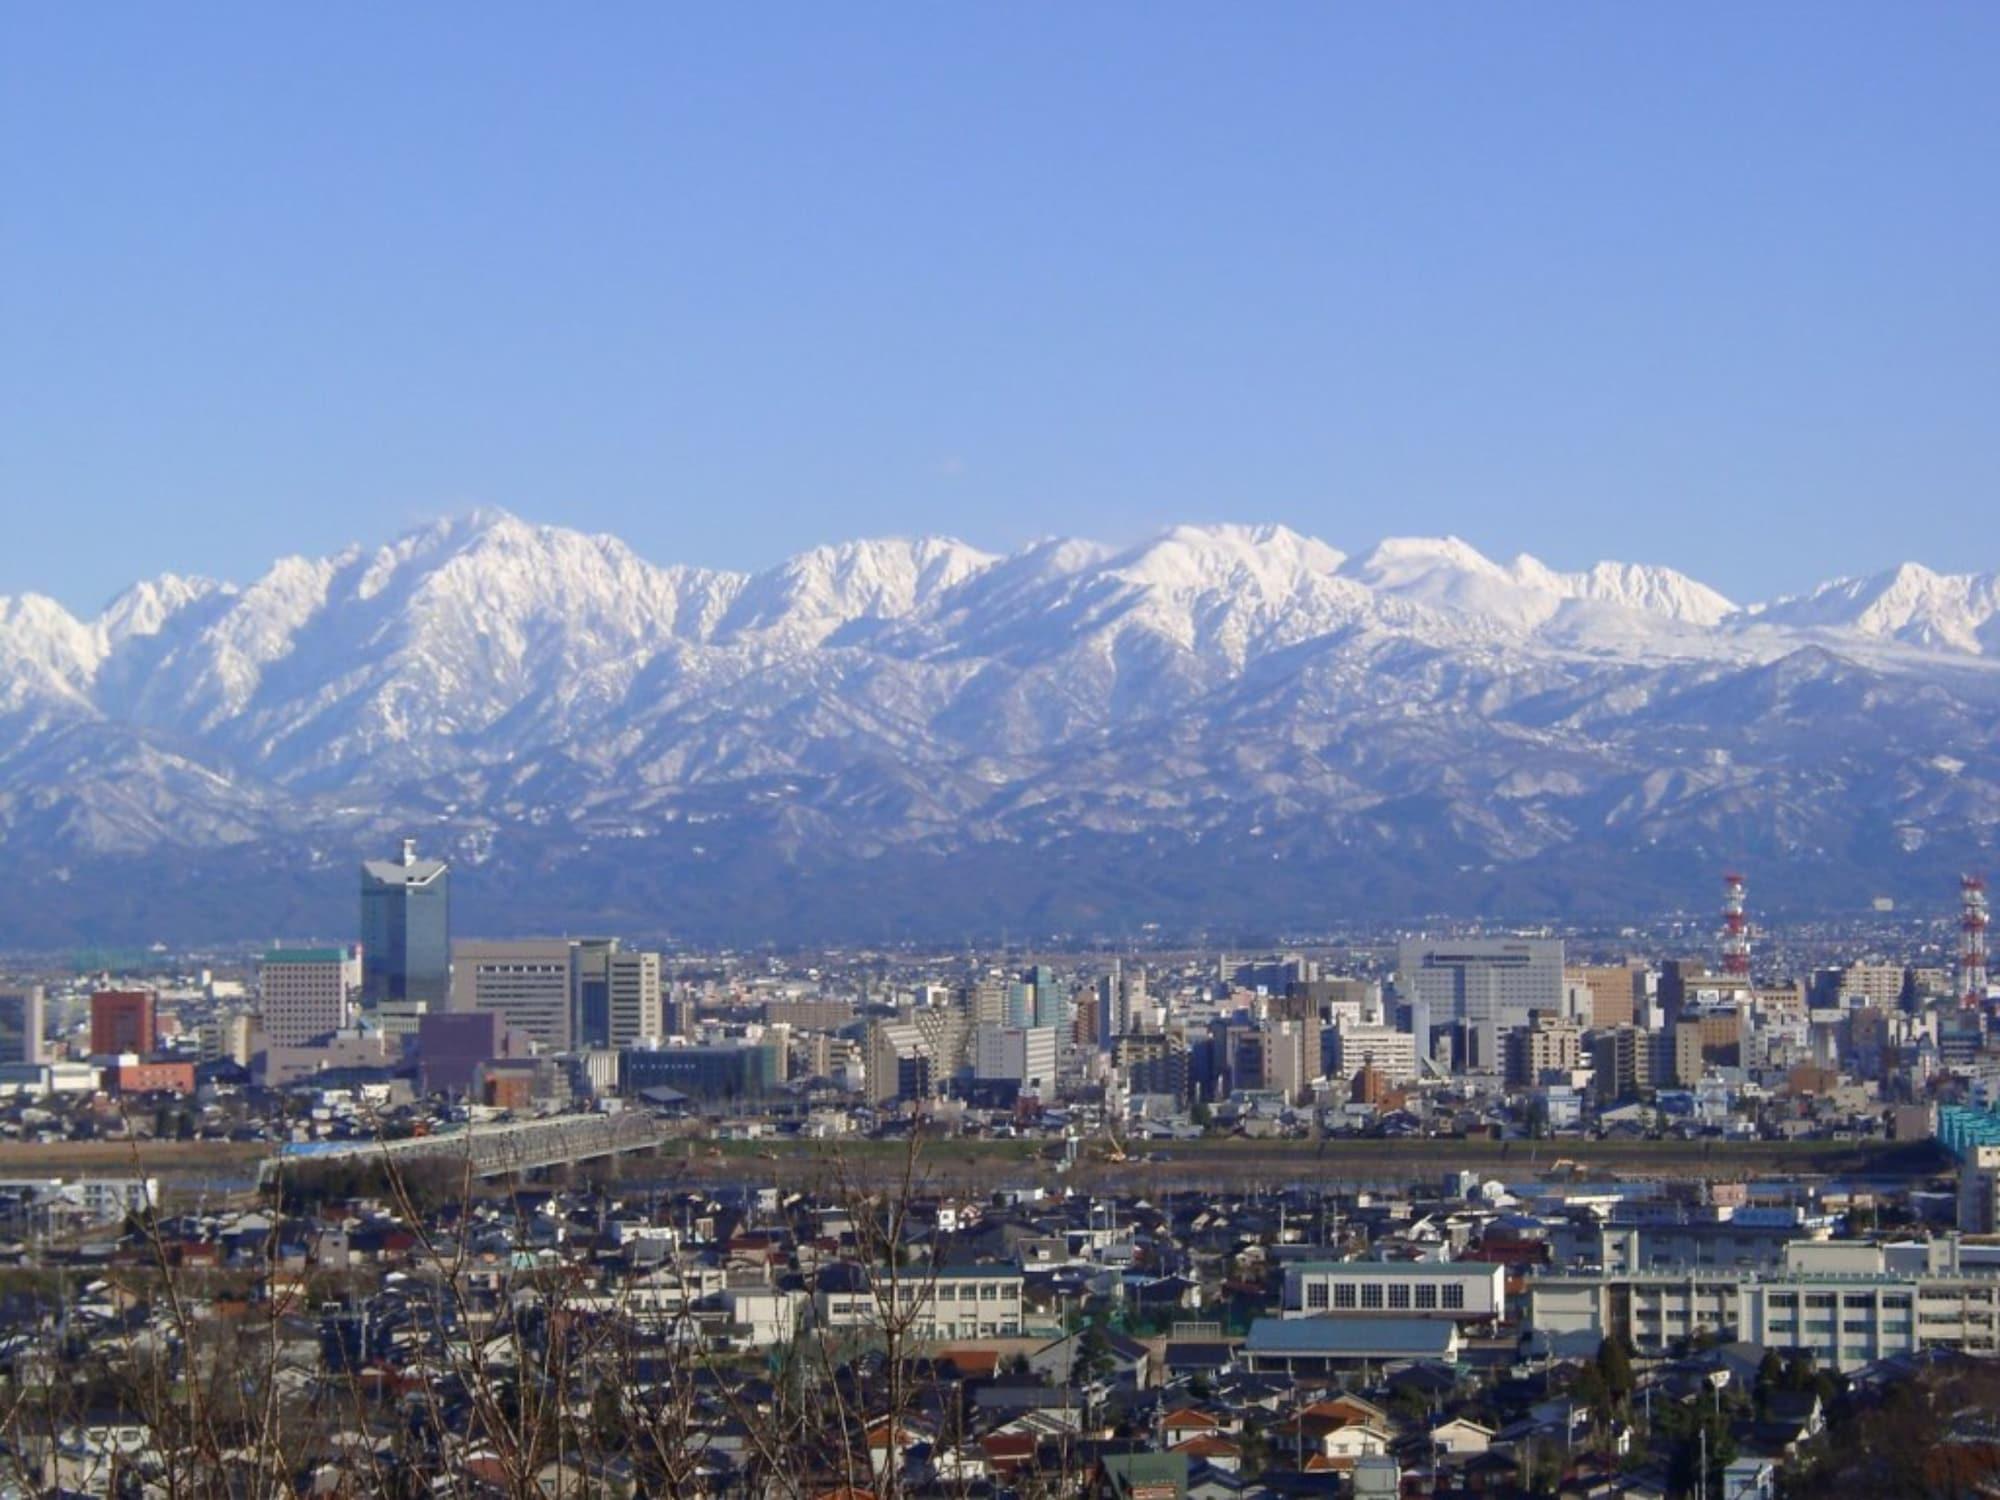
571;938;620;1049
359;838;451;1005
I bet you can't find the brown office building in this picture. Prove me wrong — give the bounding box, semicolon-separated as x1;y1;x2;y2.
90;990;156;1058
1570;964;1644;1029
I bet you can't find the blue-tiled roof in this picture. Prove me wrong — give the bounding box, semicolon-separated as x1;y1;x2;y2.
1244;1316;1455;1357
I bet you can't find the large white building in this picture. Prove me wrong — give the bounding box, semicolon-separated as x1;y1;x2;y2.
973;1025;1059;1095
1398;937;1565;1071
1328;1023;1418;1085
1282;1260;1504;1322
816;1266;1025;1341
1529;1238;2000;1371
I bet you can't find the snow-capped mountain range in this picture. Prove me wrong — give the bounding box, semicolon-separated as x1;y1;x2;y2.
3;510;1997;943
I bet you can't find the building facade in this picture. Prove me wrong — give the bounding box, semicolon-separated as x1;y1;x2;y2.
1281;1261;1504;1322
360;839;450;1005
620;1043;784;1101
607;949;663;1049
259;946;362;1046
0;989;45;1066
1530;1244;2000;1371
1397;938;1564;1071
450;939;575;1052
90;991;156;1059
816;1267;1025;1341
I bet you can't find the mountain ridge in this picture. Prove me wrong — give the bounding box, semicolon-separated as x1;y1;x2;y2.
2;510;1996;944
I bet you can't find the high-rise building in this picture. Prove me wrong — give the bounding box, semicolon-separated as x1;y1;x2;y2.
1073;984;1102;1048
1223;1024;1268;1094
967;976;1010;1029
1659;960;1752;1029
1590;1025;1664;1102
1114;1031;1188;1100
1838;962;1908;1008
667;989;698;1040
0;988;44;1066
973;1024;1059;1095
1265;1017;1320;1103
1569;964;1644;1030
607;950;663;1048
1000;972;1066;1029
570;938;620;1049
90;990;156;1058
1959;1145;2000;1233
1506;1012;1581;1087
1398;938;1565;1070
198;1013;255;1067
1671;1019;1706;1087
259;946;362;1046
450;939;574;1052
360;839;450;1006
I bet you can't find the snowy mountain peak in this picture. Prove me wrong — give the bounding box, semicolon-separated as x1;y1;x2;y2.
0;592;102;705
97;574;232;646
717;534;998;643
1117;522;1347;592
1757;561;2000;652
1558;560;1737;625
1342;534;1504;588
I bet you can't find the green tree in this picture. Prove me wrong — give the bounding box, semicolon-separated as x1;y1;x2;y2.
1596;1335;1634;1405
1756;1349;1786;1417
1075;1315;1116;1385
1571;1361;1612;1427
1659;1395;1737;1496
1525;1096;1551;1140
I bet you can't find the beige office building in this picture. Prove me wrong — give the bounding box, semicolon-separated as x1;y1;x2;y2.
451;939;575;1052
607;950;663;1048
1569;963;1644;1029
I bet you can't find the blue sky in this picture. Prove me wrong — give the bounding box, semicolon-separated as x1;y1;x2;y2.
4;4;1996;613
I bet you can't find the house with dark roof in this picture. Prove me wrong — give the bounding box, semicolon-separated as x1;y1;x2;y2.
1095;1450;1189;1499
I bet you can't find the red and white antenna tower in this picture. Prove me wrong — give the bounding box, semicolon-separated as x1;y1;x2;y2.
1721;872;1750;977
1961;874;1989;1007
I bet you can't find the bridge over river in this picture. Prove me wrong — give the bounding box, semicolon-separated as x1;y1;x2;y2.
258;1111;672;1186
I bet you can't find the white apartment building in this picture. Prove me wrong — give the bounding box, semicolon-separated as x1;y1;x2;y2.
1530;1238;2000;1371
816;1266;1025;1341
1328;1024;1418;1085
